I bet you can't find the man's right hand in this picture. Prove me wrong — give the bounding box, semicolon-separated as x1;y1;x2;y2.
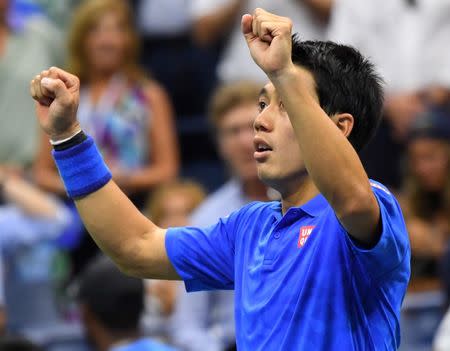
30;67;81;141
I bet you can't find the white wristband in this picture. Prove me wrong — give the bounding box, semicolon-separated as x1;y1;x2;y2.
49;129;83;146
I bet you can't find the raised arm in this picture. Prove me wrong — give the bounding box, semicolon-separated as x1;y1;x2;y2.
29;67;179;280
242;9;380;245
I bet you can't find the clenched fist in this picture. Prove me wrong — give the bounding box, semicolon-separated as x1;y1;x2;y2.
30;67;81;141
242;8;295;77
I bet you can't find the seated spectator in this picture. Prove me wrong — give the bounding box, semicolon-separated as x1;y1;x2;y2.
34;0;179;207
0;0;63;168
141;180;206;341
191;0;333;83
0;167;71;338
399;108;450;351
0;335;44;351
77;255;176;351
33;0;179;276
170;81;271;351
327;0;450;189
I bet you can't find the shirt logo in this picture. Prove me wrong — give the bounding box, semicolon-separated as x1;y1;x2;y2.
298;226;316;248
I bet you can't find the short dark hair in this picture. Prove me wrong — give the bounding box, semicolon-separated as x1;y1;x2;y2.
78;256;144;332
0;336;44;351
291;37;384;151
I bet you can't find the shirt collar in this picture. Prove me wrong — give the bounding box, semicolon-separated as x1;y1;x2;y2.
298;193;329;217
271;193;329;218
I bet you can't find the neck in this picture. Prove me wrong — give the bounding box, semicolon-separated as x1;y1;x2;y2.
87;68;119;85
280;177;319;214
242;177;268;201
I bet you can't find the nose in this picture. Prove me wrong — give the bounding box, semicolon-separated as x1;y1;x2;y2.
254;110;272;133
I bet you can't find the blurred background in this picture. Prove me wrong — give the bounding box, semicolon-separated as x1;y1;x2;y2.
0;0;449;350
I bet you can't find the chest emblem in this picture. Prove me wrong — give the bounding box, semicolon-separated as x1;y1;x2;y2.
298;226;316;248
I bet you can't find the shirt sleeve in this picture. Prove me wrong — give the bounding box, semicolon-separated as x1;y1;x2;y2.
165;211;240;292
343;182;411;278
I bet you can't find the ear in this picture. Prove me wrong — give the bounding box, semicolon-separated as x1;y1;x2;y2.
331;113;354;138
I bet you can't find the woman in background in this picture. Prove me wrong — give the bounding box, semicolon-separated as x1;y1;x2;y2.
399;108;450;351
34;0;179;207
141;180;206;343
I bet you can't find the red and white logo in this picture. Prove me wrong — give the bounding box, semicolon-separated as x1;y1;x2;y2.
298;226;316;248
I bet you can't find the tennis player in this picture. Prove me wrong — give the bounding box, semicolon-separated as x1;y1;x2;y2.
30;9;410;351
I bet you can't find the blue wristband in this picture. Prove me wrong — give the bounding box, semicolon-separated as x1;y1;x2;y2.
52;136;112;198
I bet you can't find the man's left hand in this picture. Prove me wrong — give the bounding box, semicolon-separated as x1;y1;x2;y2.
241;8;295;78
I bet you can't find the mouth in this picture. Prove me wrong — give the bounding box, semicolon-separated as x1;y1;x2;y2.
253;137;273;162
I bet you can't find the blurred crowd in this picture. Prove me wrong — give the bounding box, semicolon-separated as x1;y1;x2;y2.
0;0;449;350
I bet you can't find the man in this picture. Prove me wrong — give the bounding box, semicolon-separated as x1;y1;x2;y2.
77;255;176;351
29;8;410;350
170;81;268;351
0;168;71;335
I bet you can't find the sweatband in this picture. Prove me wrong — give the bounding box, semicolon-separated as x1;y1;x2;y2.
52;136;112;198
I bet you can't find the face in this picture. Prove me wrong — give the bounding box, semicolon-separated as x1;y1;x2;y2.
254;68;318;191
85;11;130;74
217;103;259;181
408;138;449;192
157;191;196;228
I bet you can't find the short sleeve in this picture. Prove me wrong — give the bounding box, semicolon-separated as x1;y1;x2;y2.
165;212;239;292
344;182;410;277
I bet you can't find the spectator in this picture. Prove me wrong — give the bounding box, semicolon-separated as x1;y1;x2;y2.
132;0;218;115
0;336;44;351
191;0;333;83
0;168;71;338
33;0;179;276
399;108;450;351
0;0;62;167
141;180;206;341
327;0;450;189
34;0;179;207
170;81;271;351
77;255;176;351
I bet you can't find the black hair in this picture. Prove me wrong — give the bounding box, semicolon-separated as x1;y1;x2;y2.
0;336;44;351
291;37;384;151
77;256;144;333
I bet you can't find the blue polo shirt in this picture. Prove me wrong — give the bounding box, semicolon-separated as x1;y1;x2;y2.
165;181;410;350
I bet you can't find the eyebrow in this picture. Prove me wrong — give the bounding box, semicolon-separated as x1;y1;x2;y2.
259;87;268;97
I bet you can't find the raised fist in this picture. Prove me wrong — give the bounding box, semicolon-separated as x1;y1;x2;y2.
241;8;294;77
30;67;81;141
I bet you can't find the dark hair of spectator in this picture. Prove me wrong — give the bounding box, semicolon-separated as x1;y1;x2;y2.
0;336;44;351
404;109;450;220
77;256;144;333
67;0;145;84
291;37;385;152
208;81;261;130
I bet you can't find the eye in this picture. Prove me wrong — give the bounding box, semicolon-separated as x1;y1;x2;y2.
258;101;267;112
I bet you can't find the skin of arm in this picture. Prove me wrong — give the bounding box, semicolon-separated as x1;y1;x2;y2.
33;131;67;195
1;174;62;218
243;9;380;244
192;0;245;46
114;82;179;192
29;67;179;280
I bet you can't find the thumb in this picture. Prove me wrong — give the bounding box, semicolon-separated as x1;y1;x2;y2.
41;77;70;101
241;14;255;43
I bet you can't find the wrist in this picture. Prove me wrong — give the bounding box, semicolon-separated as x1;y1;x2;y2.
267;63;298;84
49;122;82;143
52;130;87;151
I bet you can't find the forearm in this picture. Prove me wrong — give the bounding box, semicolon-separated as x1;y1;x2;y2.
74;180;177;279
3;176;61;218
270;68;372;213
34;167;67;195
117;163;178;193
